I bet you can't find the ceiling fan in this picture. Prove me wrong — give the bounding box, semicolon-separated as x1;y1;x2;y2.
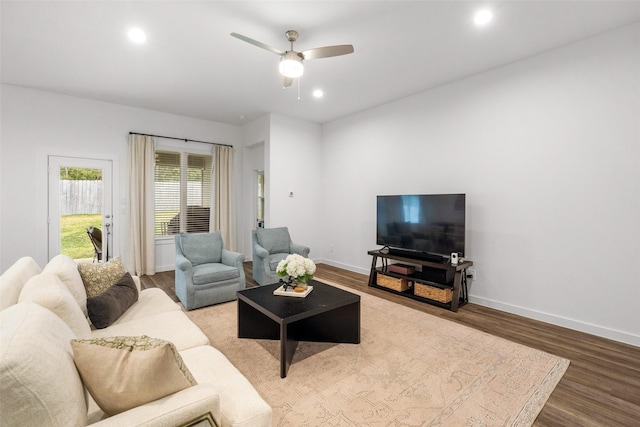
230;30;354;88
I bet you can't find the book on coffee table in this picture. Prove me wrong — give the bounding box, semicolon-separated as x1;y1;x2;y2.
273;285;314;298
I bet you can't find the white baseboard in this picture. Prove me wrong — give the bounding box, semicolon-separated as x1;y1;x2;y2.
469;295;640;347
316;257;639;347
156;264;174;273
316;258;370;276
161;255;638;347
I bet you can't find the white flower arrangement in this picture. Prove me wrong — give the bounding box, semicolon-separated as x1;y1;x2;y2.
276;254;316;283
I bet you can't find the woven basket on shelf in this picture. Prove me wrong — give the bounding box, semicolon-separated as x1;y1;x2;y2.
414;282;452;303
377;274;410;292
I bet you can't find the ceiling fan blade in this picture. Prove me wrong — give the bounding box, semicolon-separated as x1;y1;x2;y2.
230;32;284;56
282;76;294;88
301;45;354;60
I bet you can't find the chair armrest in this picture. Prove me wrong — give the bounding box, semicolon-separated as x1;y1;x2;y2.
253;242;269;259
221;249;244;268
91;384;221;427
290;242;310;257
176;253;193;272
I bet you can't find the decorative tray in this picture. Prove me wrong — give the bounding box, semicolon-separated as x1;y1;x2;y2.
273;285;313;298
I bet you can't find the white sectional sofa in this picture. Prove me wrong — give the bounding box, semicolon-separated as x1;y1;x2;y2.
0;255;272;427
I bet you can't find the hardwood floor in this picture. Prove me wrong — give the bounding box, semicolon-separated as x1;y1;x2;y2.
141;263;640;426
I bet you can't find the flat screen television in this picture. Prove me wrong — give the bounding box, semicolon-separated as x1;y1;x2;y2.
376;194;465;261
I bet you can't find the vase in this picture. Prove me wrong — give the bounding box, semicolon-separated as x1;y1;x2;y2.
280;277;307;292
293;279;307;291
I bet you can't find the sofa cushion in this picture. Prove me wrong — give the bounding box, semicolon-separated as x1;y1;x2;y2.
180;346;272;427
256;227;290;255
43;254;88;316
18;273;91;338
87;272;138;329
77;257;127;298
71;335;197;416
192;263;240;285
114;288;182;324
179;232;223;266
0;256;41;311
0;303;87;426
89;310;210;351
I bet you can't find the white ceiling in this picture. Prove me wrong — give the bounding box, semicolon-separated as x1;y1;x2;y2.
2;1;640;126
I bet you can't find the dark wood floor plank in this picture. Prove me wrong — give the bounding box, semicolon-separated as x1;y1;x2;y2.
140;262;640;426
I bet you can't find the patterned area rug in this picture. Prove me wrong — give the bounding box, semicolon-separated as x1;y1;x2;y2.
186;281;569;426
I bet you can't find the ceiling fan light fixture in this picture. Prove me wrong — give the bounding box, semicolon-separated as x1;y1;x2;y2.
127;28;147;43
474;9;493;26
279;52;304;78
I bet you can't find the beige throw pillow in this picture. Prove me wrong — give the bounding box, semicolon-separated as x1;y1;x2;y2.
77;257;126;298
70;335;197;416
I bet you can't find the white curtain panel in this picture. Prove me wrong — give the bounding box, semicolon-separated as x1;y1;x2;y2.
128;134;156;276
211;145;235;251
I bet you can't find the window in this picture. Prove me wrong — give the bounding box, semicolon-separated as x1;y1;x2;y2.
154;151;212;236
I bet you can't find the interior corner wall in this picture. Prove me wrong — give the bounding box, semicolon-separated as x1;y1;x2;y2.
240;115;269;259
267;114;323;260
320;23;640;346
0;85;242;272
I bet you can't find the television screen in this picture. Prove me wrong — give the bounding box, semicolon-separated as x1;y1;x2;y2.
376;194;466;258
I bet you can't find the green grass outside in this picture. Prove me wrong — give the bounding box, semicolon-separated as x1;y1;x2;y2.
60;214;102;259
60;211;179;260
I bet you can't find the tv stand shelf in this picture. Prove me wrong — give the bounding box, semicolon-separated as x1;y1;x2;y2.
367;249;473;312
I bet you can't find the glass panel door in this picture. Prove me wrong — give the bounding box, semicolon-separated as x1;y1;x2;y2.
48;156;113;262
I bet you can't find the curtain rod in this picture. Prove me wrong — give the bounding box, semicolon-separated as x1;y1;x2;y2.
129;132;233;148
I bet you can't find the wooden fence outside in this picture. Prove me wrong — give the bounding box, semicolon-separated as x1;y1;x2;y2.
59;180;206;215
59;180;102;215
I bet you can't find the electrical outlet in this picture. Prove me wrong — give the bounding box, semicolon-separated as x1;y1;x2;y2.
466;267;476;280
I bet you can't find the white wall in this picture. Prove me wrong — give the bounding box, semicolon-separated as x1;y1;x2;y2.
0;85;242;272
320;24;640;346
267;114;324;259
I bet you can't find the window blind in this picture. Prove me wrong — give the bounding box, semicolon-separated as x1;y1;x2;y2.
154;151;212;236
185;154;212;233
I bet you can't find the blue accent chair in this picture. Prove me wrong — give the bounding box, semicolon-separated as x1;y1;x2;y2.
175;231;245;310
252;227;310;286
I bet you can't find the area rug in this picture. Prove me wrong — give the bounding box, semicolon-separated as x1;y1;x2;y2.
186;280;569;426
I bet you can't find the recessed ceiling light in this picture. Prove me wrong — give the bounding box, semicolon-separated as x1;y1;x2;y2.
128;28;147;43
473;9;493;26
313;89;324;98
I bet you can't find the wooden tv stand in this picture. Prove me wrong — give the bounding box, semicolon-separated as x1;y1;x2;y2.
367;249;473;312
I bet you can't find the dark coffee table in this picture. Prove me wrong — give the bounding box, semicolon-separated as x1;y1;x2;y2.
237;279;361;378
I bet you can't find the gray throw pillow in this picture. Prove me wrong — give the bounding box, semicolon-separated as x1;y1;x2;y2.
87;272;138;329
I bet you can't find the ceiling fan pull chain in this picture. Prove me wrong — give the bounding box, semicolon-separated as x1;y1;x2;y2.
297;76;301;100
